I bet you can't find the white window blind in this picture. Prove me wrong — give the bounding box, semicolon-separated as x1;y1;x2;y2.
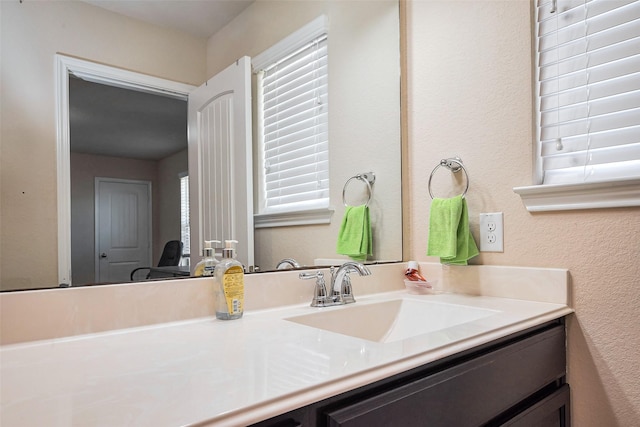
535;0;640;185
179;173;190;256
256;32;329;215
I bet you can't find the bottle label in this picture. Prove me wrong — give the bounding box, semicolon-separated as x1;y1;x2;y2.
222;265;244;315
203;265;215;276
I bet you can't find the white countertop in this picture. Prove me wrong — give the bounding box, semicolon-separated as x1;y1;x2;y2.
0;289;572;427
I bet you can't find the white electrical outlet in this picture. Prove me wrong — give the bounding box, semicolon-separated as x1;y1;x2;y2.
479;212;504;252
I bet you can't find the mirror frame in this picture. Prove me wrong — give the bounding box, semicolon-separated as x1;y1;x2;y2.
55;54;195;286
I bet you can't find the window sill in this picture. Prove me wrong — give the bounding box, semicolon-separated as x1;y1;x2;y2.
513;177;640;212
254;207;335;228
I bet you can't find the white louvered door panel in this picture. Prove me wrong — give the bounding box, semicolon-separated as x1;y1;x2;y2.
188;58;254;270
199;95;233;248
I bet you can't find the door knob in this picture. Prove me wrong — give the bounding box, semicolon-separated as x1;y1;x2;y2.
100;253;107;258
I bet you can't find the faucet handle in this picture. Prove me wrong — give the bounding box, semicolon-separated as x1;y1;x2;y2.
299;271;323;281
299;271;328;307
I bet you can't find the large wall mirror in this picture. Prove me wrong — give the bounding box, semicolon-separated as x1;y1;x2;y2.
0;0;401;291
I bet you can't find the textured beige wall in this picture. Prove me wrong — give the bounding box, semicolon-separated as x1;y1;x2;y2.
206;0;402;270
405;1;640;425
0;1;206;289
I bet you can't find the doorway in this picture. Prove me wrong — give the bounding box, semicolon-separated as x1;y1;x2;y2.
56;54;195;286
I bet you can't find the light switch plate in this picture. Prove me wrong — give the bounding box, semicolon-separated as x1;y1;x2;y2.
479;212;504;252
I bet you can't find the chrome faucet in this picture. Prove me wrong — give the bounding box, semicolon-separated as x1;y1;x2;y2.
299;261;371;307
276;258;301;270
330;262;372;304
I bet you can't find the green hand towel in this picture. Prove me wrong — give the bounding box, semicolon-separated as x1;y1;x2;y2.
427;195;479;265
336;205;372;261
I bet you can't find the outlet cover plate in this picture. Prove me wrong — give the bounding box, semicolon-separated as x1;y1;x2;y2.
479;212;504;252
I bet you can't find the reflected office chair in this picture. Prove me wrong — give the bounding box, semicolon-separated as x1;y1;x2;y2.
130;240;183;281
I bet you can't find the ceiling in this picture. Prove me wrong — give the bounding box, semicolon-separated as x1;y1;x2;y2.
82;0;255;39
71;1;255;160
69;76;188;161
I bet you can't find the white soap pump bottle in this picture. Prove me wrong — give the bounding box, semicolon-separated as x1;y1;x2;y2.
194;240;220;277
214;240;244;320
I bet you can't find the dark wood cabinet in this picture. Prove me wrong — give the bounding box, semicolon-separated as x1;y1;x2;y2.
252;319;569;427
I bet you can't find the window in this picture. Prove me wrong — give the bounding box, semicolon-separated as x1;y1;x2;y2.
179;173;190;257
515;0;640;211
253;16;332;227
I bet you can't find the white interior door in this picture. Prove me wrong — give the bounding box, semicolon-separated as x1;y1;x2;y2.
188;57;254;270
95;178;152;283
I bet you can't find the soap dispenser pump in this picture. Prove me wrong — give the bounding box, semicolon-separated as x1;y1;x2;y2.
214;240;244;320
194;240;220;277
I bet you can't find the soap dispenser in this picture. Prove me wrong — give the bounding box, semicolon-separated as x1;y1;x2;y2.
194;240;220;277
214;240;244;320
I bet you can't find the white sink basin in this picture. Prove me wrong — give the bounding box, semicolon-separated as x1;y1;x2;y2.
285;298;499;343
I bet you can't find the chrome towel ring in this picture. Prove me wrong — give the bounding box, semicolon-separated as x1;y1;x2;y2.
428;157;469;199
342;172;375;207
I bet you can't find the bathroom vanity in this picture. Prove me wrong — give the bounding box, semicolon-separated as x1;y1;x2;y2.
254;319;568;426
0;263;572;426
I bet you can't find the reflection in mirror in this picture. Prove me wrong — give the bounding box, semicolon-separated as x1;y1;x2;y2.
0;0;401;291
69;77;189;286
233;0;402;272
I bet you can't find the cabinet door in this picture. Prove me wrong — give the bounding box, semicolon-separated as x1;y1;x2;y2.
501;384;570;427
325;326;565;427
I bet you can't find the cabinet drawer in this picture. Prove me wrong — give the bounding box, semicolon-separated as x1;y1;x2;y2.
325;325;565;427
